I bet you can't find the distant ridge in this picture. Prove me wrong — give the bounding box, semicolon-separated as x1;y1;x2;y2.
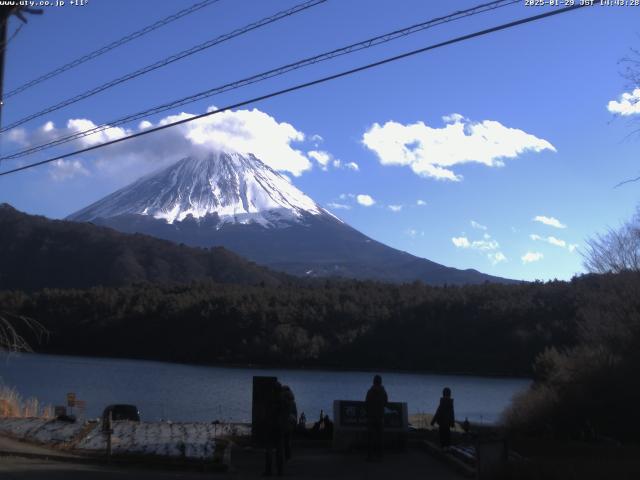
0;203;284;291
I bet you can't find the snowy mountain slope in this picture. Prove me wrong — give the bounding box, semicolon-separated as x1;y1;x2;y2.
68;152;335;227
67;151;514;285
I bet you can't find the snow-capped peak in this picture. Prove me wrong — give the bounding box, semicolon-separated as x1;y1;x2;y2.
67;151;338;227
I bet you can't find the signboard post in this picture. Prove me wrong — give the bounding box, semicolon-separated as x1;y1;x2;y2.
66;392;76;416
252;376;278;444
332;400;408;451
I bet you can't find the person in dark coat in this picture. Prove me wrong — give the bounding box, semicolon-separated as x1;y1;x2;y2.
365;374;388;460
431;387;455;449
263;382;286;476
298;412;306;431
323;414;334;439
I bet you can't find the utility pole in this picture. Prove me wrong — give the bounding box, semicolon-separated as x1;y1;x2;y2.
0;7;13;129
0;6;42;130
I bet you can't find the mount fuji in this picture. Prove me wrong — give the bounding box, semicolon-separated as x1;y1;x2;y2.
67;152;510;285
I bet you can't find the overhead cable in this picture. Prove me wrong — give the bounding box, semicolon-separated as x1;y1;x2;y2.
0;0;327;133
0;0;519;162
2;0;223;99
0;4;591;178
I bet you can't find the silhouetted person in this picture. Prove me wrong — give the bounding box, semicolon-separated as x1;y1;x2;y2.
263;382;285;476
431;387;455;449
365;374;388;460
311;413;327;438
461;417;471;443
281;385;297;461
323;414;334;438
298;412;306;430
462;417;470;434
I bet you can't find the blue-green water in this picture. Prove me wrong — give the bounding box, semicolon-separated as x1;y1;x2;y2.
1;353;529;424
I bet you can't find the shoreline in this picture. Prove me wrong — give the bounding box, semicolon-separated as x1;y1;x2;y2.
7;350;532;381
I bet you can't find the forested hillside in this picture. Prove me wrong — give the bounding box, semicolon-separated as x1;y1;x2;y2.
5;273;634;377
0;204;284;290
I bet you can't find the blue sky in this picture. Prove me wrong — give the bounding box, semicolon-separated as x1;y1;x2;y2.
1;0;639;281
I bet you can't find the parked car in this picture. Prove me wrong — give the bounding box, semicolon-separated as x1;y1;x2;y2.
101;404;140;430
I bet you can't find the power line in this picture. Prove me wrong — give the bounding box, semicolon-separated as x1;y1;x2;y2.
0;0;520;162
0;3;591;178
2;0;222;100
0;0;327;134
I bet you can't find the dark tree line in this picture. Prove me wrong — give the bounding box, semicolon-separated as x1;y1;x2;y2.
3;272;636;379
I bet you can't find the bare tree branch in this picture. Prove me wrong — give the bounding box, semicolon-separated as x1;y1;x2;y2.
0;312;47;353
583;208;640;273
614;175;640;188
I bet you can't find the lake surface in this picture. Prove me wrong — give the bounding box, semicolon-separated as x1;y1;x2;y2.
0;353;530;424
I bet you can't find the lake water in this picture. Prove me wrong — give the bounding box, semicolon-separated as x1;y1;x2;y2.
1;353;530;424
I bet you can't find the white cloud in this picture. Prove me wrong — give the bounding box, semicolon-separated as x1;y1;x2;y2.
406;228;424;238
452;234;498;251
522;252;544;264
308;150;331;170
471;220;487;231
416;199;427;206
530;234;566;247
68;118;131;146
388;204;403;212
307;151;357;172
5;127;28;145
339;193;355;200
452;236;471;248
356;194;375;207
607;88;640;116
345;161;359;171
530;234;580;253
442;113;466;124
327;202;351;210
488;252;507;265
533;215;566;229
10;106;321;180
362;114;555;181
471;238;499;251
546;236;566;247
49;159;90;181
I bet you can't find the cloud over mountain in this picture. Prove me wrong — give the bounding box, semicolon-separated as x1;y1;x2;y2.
9;107;325;180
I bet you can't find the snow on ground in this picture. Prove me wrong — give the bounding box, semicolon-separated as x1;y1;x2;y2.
0;418;89;445
0;418;249;459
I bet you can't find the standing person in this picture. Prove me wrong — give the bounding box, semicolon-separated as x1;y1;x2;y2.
431;387;455;449
298;412;306;431
365;374;388;460
264;382;285;477
281;385;297;462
